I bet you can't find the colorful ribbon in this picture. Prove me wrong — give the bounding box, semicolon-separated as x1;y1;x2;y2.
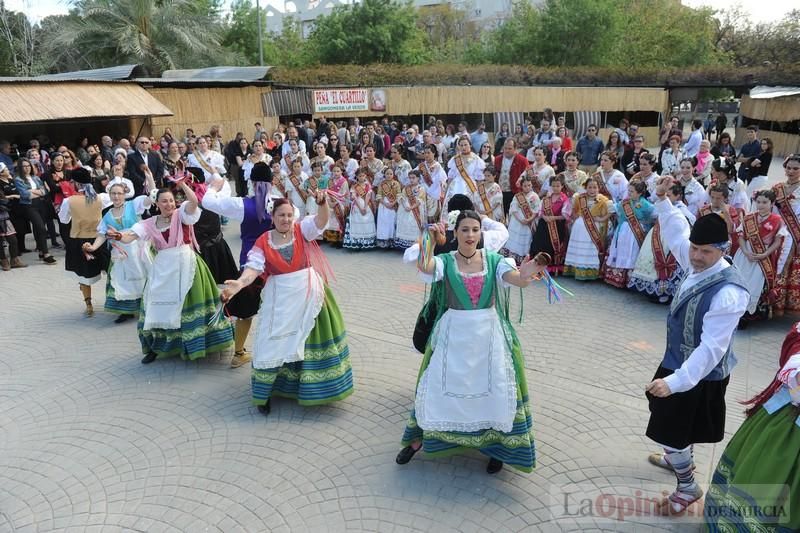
535;271;575;304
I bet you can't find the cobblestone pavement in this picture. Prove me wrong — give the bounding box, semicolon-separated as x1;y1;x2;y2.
0;200;792;532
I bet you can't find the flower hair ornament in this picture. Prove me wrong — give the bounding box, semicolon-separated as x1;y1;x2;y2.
446;210;461;230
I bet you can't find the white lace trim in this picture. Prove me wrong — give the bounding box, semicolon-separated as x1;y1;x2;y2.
268;230;295;250
449;250;488;278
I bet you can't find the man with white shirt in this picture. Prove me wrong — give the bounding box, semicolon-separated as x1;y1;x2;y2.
683;119;703;158
280;126;307;157
645;175;749;515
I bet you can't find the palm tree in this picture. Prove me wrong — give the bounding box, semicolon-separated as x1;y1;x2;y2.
50;0;227;76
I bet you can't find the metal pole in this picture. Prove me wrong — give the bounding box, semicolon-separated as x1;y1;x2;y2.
256;0;264;66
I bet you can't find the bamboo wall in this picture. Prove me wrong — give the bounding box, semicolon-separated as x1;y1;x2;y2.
736;127;800;157
741;94;800;122
320;86;669;119
144;86;277;141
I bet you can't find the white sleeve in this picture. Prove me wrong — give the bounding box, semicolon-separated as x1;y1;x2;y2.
58;200;71;224
496;257;517;288
131;221;147;239
663;282;749;394
403;243;420;264
201;189;245;221
418;256;445;284
300;214;325;240
96;217;108;234
207;173;231;197
243;246;266;273
482;217;509;252
778;354;800;388
178;202;202;225
655;198;691;270
132;195;150;215
124;178;134;198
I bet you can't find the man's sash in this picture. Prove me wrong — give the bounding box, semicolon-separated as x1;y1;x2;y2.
774;183;800;244
621;199;646;246
578;194;605;254
290;174;308;203
405;185;424;231
651;221;677;281
743;213;777;291
273;175;287;197
542;195;564;264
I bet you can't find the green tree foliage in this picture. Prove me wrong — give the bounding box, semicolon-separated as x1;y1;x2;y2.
475;0;724;68
307;0;429;65
46;0;231;76
416;4;478;63
0;1;39;75
716;8;800;68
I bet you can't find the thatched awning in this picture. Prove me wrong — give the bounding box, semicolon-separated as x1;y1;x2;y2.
0;80;173;124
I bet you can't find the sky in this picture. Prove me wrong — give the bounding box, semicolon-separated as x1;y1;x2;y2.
5;0;796;24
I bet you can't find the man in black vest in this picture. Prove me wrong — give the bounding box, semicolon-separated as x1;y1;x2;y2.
644;176;748;514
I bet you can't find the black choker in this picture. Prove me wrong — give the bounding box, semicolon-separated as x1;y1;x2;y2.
457;249;478;265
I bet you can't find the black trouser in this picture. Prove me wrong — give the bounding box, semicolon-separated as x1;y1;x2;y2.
502;191;514;216
22;200;49;254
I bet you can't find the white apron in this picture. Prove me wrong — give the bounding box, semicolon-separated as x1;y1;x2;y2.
142;245;196;330
252;267;325;369
110;240;149;300
415;308;517;433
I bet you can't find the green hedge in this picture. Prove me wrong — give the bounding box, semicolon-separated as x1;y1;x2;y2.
268;63;800;88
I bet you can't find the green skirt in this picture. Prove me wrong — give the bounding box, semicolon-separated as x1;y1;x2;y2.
137;255;234;360
704;404;800;532
104;262;140;315
563;264;602;281
251;285;353;406
400;339;536;472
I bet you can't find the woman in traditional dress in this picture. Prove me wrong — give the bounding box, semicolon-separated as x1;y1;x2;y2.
284;159;309;219
339;144;359;183
310;141;335;176
526;146;556;196
83;182;152;323
395;210;545;474
57;168;111;316
375;167;401;248
324;163;350;245
659;136;684;177
604;180;655;288
241;139;272;197
734;190;787;327
395;170;432;249
558;151;588;196
774;155;800;317
676;157;709;217
594;150;628;203
698;184;743;257
628;182;695;303
502;177;540;265
107;179;234;364
361;144;385;186
480;166;505;223
201;161;275;368
704;321;800;532
304;162;330;220
342;168;376;250
389;146;412;186
564;177;613;280
530;174;571;275
445;137;485;210
280;138;310;177
220;194;353;415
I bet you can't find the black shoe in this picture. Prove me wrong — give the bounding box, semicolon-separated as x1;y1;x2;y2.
141;351;158;364
41;254;57;264
257;399;271;416
395;445;419;465
114;313;134;324
50;241;62;249
486;458;503;474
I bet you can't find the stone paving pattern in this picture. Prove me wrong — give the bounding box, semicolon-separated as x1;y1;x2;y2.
0;172;792;531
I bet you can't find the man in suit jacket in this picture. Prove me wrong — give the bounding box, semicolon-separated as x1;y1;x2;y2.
493;138;530;215
126;137;165;196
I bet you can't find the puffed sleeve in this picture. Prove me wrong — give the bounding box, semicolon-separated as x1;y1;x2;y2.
496;256;517;288
201;189;245;221
418;256;445;284
482;217;509;252
300;214;325;240
131;221;147;240
244;246;266;274
178;202;202;225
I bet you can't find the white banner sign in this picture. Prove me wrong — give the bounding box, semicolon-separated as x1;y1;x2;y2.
313;89;370;113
